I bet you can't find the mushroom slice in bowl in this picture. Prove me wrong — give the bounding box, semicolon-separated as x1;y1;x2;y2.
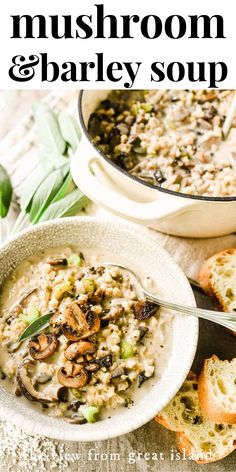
64;341;96;361
134;301;159;320
16;359;58;403
60;301;100;341
57;363;89;388
28;333;58;360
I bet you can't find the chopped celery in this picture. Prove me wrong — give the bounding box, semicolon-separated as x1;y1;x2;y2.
82;278;97;293
120;340;134;359
67;254;82;267
19;306;40;324
52;282;73;300
140;103;153;112
71;388;82;399
82;406;99;423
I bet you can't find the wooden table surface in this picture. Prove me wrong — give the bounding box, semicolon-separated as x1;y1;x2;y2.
0;91;235;471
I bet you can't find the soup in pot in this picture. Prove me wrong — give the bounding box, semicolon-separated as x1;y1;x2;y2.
88;90;236;197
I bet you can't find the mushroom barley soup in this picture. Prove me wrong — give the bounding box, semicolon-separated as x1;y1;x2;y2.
0;248;172;424
88;90;236;197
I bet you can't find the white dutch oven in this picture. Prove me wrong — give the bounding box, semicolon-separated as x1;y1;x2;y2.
71;90;236;238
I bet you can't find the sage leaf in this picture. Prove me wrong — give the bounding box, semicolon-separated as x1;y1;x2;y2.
58;111;81;152
39;152;68;167
38;189;88;222
33;102;66;157
51;171;75;204
29;163;69;224
20;161;54;212
18;312;52;343
0;164;13;218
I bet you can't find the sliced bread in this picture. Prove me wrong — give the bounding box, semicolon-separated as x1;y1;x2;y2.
198;247;236;312
198;355;236;425
155;372;236;464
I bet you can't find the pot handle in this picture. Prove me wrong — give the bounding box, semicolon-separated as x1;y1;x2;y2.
71;140;194;222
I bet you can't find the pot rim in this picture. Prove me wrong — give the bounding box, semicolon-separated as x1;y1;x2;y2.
78;90;236;203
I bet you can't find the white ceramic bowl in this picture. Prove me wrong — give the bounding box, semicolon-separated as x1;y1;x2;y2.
0;217;198;441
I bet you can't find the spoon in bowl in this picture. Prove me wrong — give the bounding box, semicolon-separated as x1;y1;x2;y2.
104;262;236;332
222;91;236;139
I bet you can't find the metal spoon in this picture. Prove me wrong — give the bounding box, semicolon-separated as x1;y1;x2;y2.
104;262;236;332
5;286;38;322
222;91;236;139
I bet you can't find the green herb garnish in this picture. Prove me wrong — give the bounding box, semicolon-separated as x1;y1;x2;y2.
0;164;12;218
10;104;89;235
58;110;81;152
18;312;52;343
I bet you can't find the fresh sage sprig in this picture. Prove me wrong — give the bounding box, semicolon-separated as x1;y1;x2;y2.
58;110;81;152
18;312;52;343
0;164;13;218
33;102;67;156
11;102;88;234
29;162;69;224
39;188;87;221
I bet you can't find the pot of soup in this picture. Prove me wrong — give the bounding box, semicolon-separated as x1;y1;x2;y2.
71;89;236;238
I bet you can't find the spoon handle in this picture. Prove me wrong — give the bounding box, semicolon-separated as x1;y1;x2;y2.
222;91;236;139
144;291;236;332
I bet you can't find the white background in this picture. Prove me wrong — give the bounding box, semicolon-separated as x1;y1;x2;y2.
0;0;235;89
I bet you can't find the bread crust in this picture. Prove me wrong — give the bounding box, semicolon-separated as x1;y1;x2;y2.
156;370;236;464
198;355;236;425
198;248;236;309
198;248;236;336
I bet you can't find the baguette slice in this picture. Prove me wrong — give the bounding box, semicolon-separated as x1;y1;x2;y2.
199;356;236;425
198;248;236;312
155;372;236;464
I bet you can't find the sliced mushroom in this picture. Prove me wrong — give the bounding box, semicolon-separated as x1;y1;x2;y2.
64;413;86;424
116;380;130;392
138;372;150;387
0;367;6;380
75;356;85;364
16;359;58;403
64;341;96;361
47;258;67;267
85;363;100;373
134;301;158;320
87;287;105;304
7;341;21;353
14;387;22;397
68;399;84;412
96;354;113;368
101;306;124;322
57;363;89;388
5;287;38;324
28;333;58;360
138;326;149;341
111;366;126;379
57;386;69;402
35;373;52;384
61;302;100;341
